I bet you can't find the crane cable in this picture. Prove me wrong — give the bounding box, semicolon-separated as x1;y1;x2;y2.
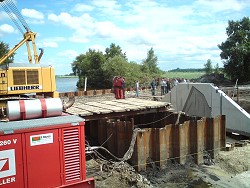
6;0;31;31
0;0;31;34
0;0;24;34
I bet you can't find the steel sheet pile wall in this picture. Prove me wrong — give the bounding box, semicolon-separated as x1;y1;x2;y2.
95;115;225;171
131;115;225;171
97;119;134;158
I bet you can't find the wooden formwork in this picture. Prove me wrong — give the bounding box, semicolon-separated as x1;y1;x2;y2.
96;114;225;171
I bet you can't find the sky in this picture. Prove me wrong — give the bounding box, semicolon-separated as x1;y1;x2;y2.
0;0;249;75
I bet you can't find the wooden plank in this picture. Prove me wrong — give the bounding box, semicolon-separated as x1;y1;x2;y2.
127;98;169;108
72;103;112;114
85;101;125;112
100;100;132;111
100;100;142;111
114;99;147;109
66;106;93;116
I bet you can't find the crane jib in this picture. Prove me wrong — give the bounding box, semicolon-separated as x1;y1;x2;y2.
0;0;41;65
0;0;59;118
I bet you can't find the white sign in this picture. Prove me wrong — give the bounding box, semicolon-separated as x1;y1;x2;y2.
30;133;53;146
8;85;42;91
0;149;16;179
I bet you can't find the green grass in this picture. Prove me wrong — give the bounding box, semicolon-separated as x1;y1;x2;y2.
163;72;205;80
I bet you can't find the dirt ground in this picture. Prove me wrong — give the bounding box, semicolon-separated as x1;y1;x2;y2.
73;87;250;188
86;144;250;188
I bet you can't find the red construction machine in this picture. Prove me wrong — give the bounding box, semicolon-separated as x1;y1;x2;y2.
0;98;95;188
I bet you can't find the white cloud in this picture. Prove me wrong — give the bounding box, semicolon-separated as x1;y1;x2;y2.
0;11;9;21
9;0;249;74
72;4;94;12
47;13;59;22
48;12;95;30
121;0;195;33
88;44;106;52
49;37;66;42
41;41;58;48
95;21;121;38
58;50;78;59
92;0;122;16
0;24;15;36
194;0;247;12
21;8;44;20
69;28;94;43
125;44;150;63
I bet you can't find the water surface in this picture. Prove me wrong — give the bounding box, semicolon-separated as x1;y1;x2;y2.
56;77;78;92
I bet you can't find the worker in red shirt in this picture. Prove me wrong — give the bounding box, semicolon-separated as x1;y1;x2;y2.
117;77;123;99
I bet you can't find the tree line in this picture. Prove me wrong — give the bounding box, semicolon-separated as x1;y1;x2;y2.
71;44;162;88
1;17;250;88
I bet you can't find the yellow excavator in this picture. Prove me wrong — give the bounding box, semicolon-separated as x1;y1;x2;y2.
0;0;62;118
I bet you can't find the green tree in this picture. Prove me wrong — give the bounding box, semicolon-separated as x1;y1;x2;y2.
204;59;213;74
102;55;129;86
141;47;159;74
72;49;106;88
72;43;164;89
105;43;127;60
0;41;14;64
214;63;220;74
218;17;250;82
126;61;143;87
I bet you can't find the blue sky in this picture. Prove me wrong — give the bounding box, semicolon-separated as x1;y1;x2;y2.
0;0;249;75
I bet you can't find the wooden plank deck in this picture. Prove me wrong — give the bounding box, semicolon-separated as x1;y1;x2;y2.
100;100;141;111
67;102;112;115
126;98;168;108
66;97;172;120
67;106;93;116
85;101;125;112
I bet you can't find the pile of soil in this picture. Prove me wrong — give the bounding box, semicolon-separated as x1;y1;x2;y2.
192;73;234;86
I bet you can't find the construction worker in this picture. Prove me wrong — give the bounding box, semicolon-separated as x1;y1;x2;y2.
113;76;120;99
135;80;139;97
151;79;156;96
113;76;124;99
117;76;124;99
121;77;126;99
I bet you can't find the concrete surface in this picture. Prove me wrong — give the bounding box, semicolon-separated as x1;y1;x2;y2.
162;83;250;137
